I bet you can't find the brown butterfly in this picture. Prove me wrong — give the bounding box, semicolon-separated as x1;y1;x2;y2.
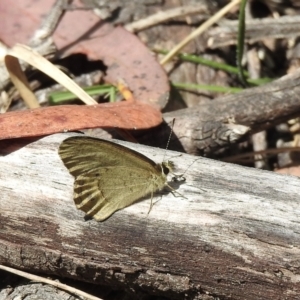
59;136;182;221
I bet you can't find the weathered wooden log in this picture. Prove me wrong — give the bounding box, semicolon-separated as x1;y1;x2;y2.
138;68;300;155
0;133;299;299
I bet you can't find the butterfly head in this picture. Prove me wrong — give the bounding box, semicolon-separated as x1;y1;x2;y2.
163;160;186;183
161;160;175;175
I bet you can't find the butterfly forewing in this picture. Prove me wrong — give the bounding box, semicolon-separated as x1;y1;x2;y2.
59;136;159;177
59;136;170;221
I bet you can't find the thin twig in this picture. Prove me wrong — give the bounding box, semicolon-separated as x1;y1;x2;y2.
125;4;209;32
223;147;300;163
160;0;241;65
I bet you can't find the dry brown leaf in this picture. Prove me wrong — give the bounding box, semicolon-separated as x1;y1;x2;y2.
0;0;170;109
0;102;162;140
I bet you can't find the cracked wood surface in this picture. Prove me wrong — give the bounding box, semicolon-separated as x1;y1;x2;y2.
0;133;299;299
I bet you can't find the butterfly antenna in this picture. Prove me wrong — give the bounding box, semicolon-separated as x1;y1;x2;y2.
162;118;175;162
180;157;201;178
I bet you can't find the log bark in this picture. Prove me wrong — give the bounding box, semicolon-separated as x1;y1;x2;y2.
0;133;300;299
137;68;300;155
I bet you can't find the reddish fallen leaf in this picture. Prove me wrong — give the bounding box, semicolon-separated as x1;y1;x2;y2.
0;0;53;46
56;24;169;109
0;102;162;140
0;0;170;109
275;166;300;177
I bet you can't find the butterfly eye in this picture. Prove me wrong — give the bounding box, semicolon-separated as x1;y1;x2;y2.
162;163;170;175
161;160;175;175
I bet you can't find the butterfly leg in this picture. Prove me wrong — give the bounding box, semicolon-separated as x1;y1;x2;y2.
147;191;154;216
166;183;187;199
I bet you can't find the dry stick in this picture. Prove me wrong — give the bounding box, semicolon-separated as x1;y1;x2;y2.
0;264;103;300
207;16;300;49
125;4;209;32
223;147;300;163
160;0;241;66
30;0;71;45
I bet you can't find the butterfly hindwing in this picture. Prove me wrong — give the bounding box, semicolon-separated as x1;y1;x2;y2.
73;166;167;221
